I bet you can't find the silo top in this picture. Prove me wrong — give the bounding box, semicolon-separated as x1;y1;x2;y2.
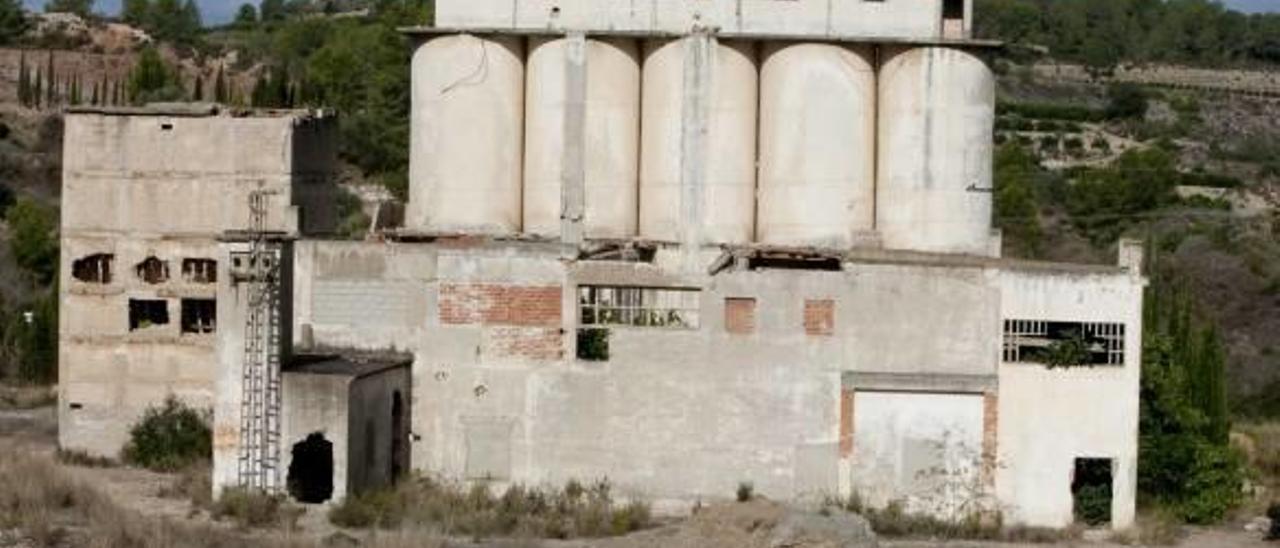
421;0;998;44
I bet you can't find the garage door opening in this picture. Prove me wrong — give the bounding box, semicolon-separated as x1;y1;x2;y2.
287;433;334;504
1072;458;1113;526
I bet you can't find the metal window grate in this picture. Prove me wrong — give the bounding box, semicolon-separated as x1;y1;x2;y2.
578;286;701;329
1003;319;1125;366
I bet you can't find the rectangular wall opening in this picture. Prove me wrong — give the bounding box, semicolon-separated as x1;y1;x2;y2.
576;328;610;361
180;299;216;334
72;253;113;284
1072;458;1114;526
129;299;169;331
942;0;966;38
578;286;701;329
1003;320;1125;367
182;258;217;284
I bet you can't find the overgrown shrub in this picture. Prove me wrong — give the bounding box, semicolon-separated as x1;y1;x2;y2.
213;487;298;529
56;449;116;468
329;477;650;540
736;482;754;502
824;497;1067;542
121;396;212;472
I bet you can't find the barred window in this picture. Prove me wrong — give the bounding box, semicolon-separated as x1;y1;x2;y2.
578;286;700;329
1003;320;1125;367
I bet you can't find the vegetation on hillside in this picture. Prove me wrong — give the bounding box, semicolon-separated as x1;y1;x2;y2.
977;0;1280;69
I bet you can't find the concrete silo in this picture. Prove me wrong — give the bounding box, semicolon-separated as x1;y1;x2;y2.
757;43;877;249
523;37;641;239
638;37;758;246
407;34;525;235
876;47;995;256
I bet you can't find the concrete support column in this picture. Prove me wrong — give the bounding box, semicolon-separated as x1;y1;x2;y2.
678;33;712;273
559;33;587;257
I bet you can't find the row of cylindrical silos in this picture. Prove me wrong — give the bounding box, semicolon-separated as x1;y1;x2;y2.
407;34;995;255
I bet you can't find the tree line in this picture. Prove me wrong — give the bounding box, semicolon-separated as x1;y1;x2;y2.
976;0;1280;69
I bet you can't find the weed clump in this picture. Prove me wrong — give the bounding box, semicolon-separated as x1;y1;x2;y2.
329;477;650;540
736;482;754;502
213;487;299;529
121;396;211;472
56;449;116;468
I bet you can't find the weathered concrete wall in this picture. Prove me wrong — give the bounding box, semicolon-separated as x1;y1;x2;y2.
346;367;411;495
995;265;1144;529
60;109;335;457
286;240;1145;520
281;372;350;501
434;0;966;41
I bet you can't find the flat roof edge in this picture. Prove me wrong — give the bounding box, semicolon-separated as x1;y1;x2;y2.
398;26;1004;48
66;103;336;119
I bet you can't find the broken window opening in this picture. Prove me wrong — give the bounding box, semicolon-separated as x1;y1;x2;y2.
1003;320;1125;367
943;0;965;19
287;433;334;504
128;299;170;331
578;286;701;329
747;254;842;272
182;258;217;284
180;299;216;334
135;256;170;284
1072;458;1113;526
576;328;610;361
72;253;113;284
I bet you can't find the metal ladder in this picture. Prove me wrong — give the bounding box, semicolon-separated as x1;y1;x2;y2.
236;191;283;492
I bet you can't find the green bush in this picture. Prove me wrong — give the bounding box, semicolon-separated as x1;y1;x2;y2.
214;487;298;529
1074;484;1111;526
121;396;212;472
736;482;754;502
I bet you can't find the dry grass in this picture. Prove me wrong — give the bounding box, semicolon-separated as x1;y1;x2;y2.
1235;422;1280;482
1109;508;1184;546
158;460;213;510
329;477;652;540
56;448;118;468
212;487;303;530
0;449;451;547
826;494;1075;543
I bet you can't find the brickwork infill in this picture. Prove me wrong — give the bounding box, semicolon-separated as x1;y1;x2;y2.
982;392;998;487
840;388;855;458
804;299;835;336
440;284;562;327
724;297;757;334
486;327;564;361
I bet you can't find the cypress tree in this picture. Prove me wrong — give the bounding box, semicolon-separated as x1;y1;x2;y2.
17;52;28;108
193;74;204;101
91;80;100;106
45;51;55;106
214;65;227;103
33;69;42;109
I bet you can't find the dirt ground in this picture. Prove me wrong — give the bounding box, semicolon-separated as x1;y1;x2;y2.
0;404;1273;548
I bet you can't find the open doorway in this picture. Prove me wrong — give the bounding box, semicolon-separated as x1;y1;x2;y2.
1072;458;1114;526
287;433;334;504
390;391;406;484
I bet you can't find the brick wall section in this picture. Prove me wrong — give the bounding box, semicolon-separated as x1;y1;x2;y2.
840;388;855;458
982;392;998;487
486;327;564;361
724;298;757;334
804;299;835;336
440;284;562;327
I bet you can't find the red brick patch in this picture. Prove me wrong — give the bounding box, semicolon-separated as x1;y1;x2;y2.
440;284;562;327
804;299;835;336
487;327;564;361
724;298;757;335
982;392;998;487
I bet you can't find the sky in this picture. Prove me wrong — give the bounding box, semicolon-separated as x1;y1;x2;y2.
20;0;1280;26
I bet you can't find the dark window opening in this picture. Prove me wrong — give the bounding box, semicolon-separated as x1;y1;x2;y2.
129;299;169;330
135;256;170;284
180;299;216;334
72;253;113;284
160;123;174;131
390;391;406;484
1073;458;1113;526
579;286;701;329
287;433;334;504
1003;320;1125;367
748;256;842;271
182;258;217;284
943;0;964;19
577;328;610;361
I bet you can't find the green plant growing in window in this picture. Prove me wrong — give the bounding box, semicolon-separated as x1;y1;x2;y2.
577;328;609;362
1043;331;1094;369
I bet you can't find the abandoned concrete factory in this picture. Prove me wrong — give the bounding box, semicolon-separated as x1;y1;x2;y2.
56;0;1147;531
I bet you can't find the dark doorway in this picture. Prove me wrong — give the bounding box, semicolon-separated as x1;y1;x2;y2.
287;433;334;504
943;0;964;20
390;391;406;483
1072;458;1113;526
